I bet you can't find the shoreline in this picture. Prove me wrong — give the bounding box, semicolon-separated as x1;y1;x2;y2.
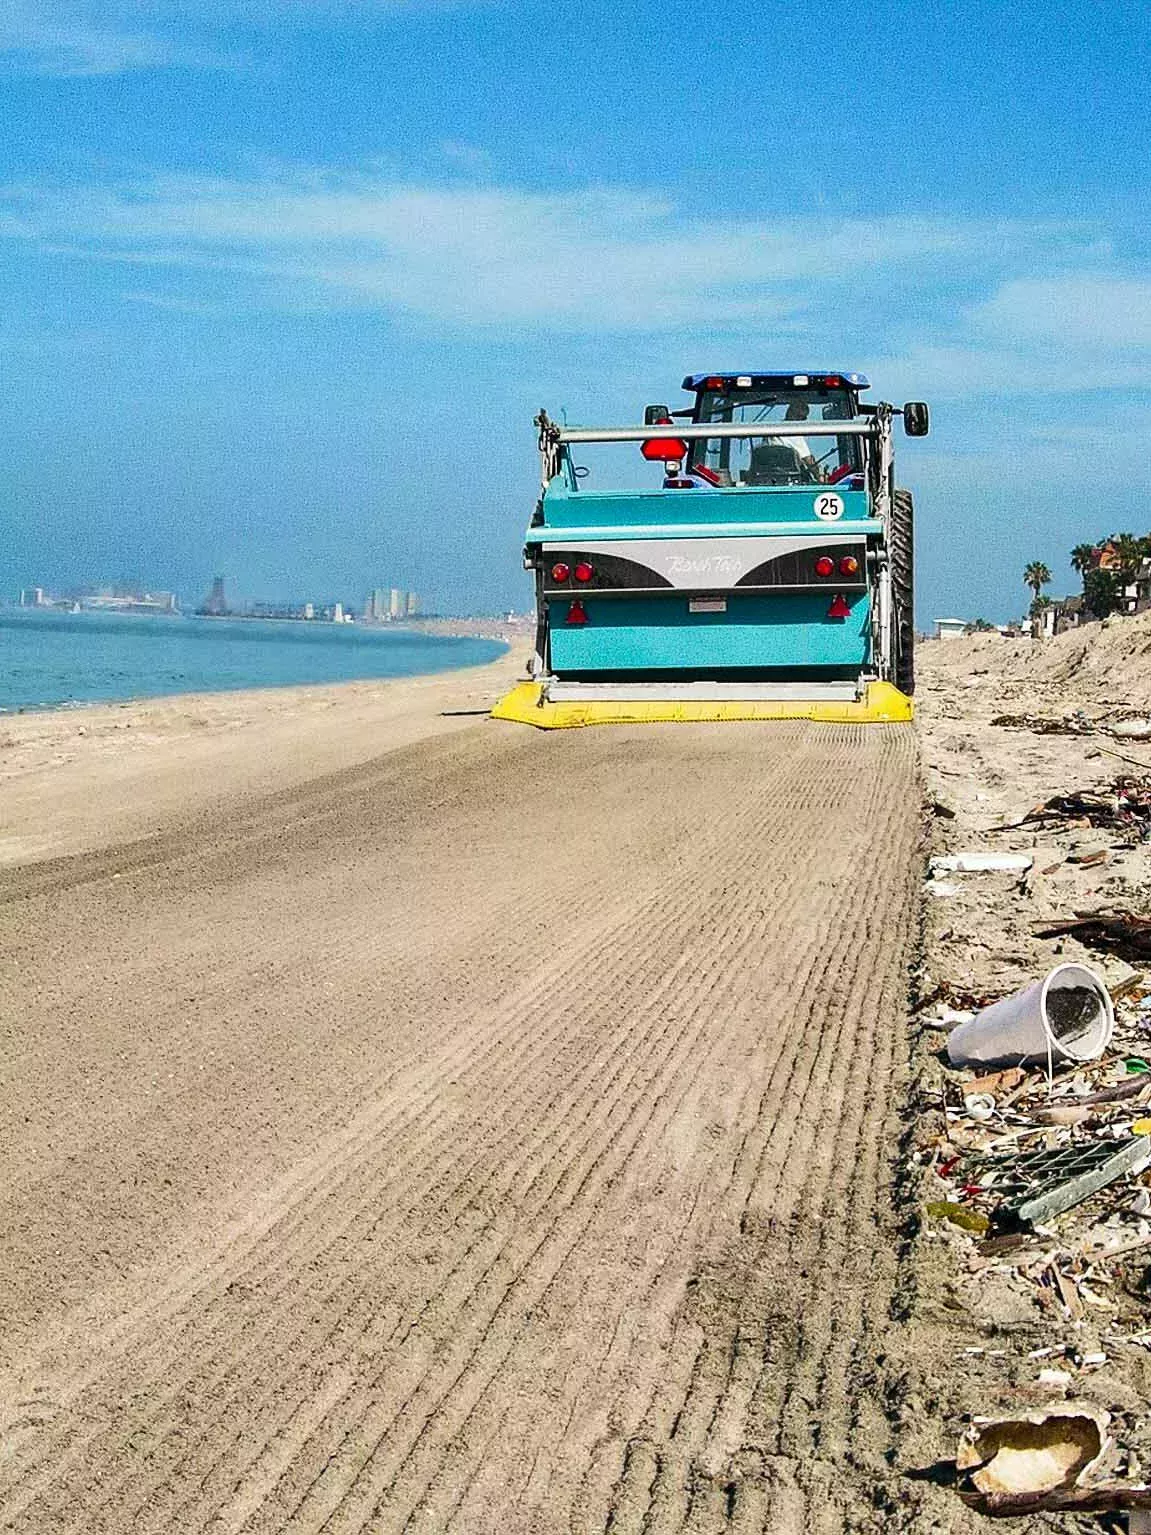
0;611;522;719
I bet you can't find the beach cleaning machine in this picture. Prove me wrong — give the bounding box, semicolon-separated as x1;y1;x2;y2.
493;370;929;728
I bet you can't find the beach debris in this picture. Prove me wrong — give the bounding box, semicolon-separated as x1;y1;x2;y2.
924;878;960;898
956;1404;1110;1498
1110;720;1151;741
930;851;1034;874
946;964;1114;1068
1036;910;1151;962
961;1482;1151;1517
964;1092;997;1122
1036;1368;1073;1388
925;1199;990;1235
1067;847;1110;867
967;1065;1026;1097
999;779;1151;840
990;712;1096;736
972;1136;1151;1227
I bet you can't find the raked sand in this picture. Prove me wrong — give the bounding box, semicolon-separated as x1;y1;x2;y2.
0;644;926;1532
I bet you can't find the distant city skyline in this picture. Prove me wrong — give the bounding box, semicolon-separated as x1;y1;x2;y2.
15;577;439;620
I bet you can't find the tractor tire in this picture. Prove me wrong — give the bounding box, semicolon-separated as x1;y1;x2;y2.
890;488;915;696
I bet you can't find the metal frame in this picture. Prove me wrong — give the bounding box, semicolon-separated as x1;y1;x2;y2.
557;422;876;443
529;406;902;696
534;409;886;487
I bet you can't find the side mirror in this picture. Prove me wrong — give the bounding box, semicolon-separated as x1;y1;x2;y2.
644;404;672;424
903;401;930;437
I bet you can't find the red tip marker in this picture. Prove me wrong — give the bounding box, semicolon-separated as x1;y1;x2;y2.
827;593;851;620
566;600;589;626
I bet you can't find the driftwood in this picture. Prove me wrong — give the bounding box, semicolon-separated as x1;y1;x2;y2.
1035;911;1151;961
962;1483;1151;1516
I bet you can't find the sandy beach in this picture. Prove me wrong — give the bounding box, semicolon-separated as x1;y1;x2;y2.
7;619;1151;1530
0;639;527;866
1;644;926;1532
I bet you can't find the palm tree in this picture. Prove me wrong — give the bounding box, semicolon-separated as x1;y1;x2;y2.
1023;561;1052;602
1112;533;1146;581
1070;543;1098;577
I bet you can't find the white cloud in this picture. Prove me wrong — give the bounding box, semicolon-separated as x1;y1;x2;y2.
3;164;1149;407
972;275;1151;349
0;169;1052;332
0;0;483;75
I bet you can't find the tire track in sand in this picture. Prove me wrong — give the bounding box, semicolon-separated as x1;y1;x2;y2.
0;720;919;1533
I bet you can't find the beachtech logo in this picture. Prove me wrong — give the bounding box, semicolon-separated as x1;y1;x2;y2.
665;553;742;581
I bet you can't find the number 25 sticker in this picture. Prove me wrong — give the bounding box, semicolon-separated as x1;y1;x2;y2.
814;492;844;521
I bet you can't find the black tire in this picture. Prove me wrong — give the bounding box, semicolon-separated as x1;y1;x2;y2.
890;488;915;696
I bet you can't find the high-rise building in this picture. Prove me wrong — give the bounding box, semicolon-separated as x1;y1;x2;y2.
406;591;419;617
200;576;228;616
389;588;405;620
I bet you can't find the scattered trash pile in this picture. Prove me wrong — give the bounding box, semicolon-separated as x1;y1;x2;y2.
991;711;1098;737
991;712;1151;745
996;777;1151;846
918;963;1151;1516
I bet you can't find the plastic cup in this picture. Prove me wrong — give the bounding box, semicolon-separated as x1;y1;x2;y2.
947;964;1114;1068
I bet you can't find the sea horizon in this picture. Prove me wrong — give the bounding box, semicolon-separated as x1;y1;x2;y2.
0;608;508;714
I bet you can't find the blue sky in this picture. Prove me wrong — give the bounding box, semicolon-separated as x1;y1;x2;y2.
1;0;1149;619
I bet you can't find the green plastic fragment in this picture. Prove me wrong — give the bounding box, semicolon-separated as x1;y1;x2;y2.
925;1200;990;1234
1126;1058;1151;1075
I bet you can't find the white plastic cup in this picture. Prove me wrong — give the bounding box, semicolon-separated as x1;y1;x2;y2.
947;963;1114;1068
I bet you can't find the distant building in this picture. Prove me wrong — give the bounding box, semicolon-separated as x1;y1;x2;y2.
933;617;968;640
19;586;46;608
332;602;344;623
200;576;228;616
1051;594;1087;635
1120;558;1151;616
389;588;405;620
405;591;419;617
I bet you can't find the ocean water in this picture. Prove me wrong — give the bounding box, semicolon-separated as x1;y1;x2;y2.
0;610;507;713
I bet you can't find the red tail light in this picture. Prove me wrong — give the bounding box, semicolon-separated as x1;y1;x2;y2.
566;600;588;625
839;555;859;577
641;437;688;462
573;562;593;583
551;562;570;582
828;593;851;620
815;555;835;577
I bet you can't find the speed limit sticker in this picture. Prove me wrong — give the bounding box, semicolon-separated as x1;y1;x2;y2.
814;492;844;521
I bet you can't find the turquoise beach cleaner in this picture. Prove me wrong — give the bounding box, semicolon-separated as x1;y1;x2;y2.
494;370;929;728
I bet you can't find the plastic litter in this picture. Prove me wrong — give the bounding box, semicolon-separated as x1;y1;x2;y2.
964;1092;996;1122
947;963;1114;1067
931;852;1034;874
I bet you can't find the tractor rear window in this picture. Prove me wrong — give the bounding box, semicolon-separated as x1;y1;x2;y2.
691;388;864;488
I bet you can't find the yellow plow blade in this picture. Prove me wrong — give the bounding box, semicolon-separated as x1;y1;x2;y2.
491;681;913;729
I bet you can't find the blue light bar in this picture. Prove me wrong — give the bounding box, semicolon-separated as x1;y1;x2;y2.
682;371;870;390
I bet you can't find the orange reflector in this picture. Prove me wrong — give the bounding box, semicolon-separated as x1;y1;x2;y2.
566;600;588;625
828;593;851;620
